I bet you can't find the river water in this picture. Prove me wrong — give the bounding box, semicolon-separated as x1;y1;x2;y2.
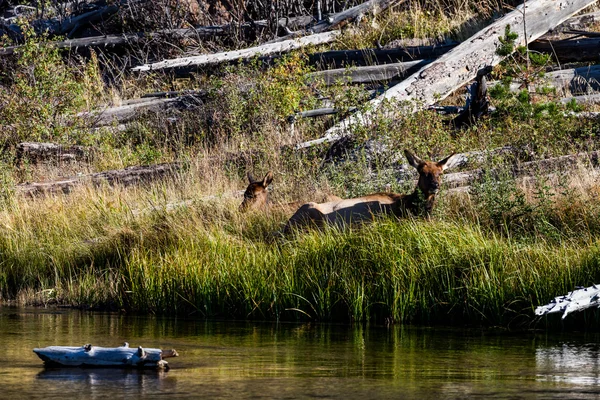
1;307;600;399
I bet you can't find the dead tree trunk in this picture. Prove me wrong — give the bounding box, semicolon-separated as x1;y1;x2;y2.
267;0;402;43
442;150;600;189
308;43;456;68
450;70;491;129
15;142;94;165
79;93;206;127
560;93;600;105
0;17;315;56
311;0;401;33
307;59;427;84
131;30;341;72
487;65;600;95
530;37;600;62
17;162;182;197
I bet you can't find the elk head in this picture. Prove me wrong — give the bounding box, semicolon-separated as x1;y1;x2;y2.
404;149;460;213
239;171;273;212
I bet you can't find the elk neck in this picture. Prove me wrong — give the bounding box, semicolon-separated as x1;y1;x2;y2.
393;186;437;217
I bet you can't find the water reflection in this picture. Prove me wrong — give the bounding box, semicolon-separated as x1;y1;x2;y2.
2;307;600;399
37;368;171;393
537;343;600;386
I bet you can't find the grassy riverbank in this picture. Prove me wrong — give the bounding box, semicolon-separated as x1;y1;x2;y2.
2;1;600;328
2;170;600;328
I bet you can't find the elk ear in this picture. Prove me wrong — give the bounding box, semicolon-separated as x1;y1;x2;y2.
262;171;273;187
404;149;424;169
438;153;462;171
247;172;256;184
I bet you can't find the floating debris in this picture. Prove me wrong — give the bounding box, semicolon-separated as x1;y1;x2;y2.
535;284;600;319
33;342;178;369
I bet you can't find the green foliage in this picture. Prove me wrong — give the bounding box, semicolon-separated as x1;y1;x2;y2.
496;25;519;57
565;98;583;113
0;24;102;147
529;52;551;67
471;168;532;235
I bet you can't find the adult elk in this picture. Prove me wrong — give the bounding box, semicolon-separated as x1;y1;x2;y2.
284;150;460;232
239;171;341;212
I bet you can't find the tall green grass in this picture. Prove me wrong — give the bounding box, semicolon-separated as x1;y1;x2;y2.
2;181;599;329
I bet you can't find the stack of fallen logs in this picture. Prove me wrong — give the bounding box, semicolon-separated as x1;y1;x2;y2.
4;0;600;129
5;0;600;198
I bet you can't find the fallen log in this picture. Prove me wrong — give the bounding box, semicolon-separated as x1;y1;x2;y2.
15;142;94;165
79;94;205;126
308;43;456;68
535;284;600;319
290;107;348;119
17;162;182;197
487;65;600;95
1;0;145;39
297;0;598;149
140;89;208;99
307;59;427;84
544;64;600;94
442;150;600;189
131;30;341;72
560;93;600;105
33;343;178;369
311;0;400;33
542;11;600;37
0;16;314;56
562;29;600;38
268;0;401;43
530;37;600;63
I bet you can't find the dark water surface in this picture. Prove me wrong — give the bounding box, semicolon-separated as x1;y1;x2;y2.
1;307;600;399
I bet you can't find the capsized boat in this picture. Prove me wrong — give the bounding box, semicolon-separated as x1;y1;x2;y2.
33;342;178;369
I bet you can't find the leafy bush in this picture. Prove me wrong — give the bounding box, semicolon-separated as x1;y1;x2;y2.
0;24;102;147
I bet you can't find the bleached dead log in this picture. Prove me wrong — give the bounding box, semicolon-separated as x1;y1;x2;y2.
0;31;145;56
560;93;600;105
487;65;600;95
530;37;600;62
0;17;314;56
442;150;600;189
33;343;178;369
140;89;208;99
267;0;401;43
291;107;348;119
542;11;600;37
131;30;341;72
79;93;205;126
311;0;401;33
297;0;598;149
307;59;427;84
17;162;182;197
545;65;600;94
535;284;600;319
308;43;456;68
15;142;94;165
427;105;465;115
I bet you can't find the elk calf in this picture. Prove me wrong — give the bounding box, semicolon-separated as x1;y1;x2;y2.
239;171;341;213
284;150;460;232
239;171;274;212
